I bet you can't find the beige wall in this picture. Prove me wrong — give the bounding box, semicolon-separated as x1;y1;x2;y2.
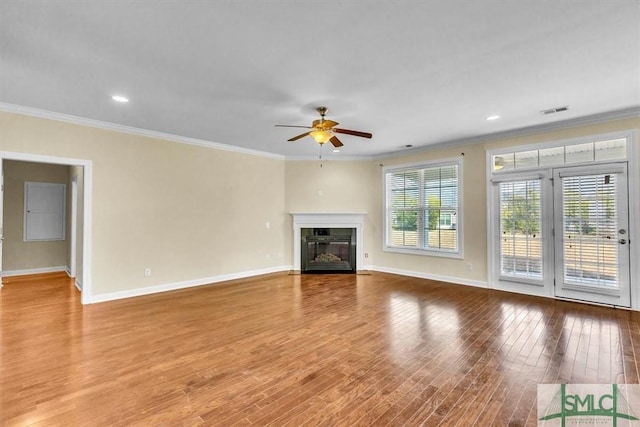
2;109;638;300
285;117;640;285
284;160;380;266
2;160;70;272
1;111;287;296
283;145;489;283
369;143;489;283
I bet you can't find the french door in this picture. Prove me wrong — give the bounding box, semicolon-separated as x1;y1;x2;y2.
494;173;553;295
553;163;630;307
494;162;631;307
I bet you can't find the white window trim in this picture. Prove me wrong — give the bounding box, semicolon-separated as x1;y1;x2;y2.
382;156;463;259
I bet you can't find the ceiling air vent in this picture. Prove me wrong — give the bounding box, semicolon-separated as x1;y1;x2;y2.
540;105;569;115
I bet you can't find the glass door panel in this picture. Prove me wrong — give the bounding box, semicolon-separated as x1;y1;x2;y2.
553;163;630;307
499;179;543;281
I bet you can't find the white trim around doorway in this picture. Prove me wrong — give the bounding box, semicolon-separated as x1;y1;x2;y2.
0;151;93;305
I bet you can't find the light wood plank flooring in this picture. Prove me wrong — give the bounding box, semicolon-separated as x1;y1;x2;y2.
1;271;639;426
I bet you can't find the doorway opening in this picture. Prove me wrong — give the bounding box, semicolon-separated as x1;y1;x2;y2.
0;152;93;304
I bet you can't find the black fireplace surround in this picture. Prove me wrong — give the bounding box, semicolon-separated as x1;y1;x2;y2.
301;228;356;273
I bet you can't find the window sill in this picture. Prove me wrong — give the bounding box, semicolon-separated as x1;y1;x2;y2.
384;246;463;259
499;275;544;287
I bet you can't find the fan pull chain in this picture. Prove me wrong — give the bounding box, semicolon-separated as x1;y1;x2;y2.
319;144;323;168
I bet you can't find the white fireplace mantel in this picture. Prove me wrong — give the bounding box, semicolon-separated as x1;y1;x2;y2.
291;212;366;271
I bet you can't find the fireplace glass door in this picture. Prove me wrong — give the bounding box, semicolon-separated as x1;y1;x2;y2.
302;230;356;273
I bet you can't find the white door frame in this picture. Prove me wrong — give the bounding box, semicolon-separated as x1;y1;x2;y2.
486;129;640;310
0;151;93;305
70;174;78;279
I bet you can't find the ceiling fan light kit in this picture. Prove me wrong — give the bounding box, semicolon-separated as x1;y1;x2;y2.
309;129;332;144
275;106;372;149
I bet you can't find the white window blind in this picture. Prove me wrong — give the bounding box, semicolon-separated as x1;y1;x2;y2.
499;179;542;281
385;160;460;256
561;173;619;288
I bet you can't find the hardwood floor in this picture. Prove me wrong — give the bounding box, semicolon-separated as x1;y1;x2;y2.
1;271;639;426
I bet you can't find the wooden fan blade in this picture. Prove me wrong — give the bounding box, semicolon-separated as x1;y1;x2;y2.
330;136;344;148
334;128;372;139
287;132;310;142
275;125;312;129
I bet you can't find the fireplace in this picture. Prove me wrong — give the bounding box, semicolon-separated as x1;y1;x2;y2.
291;213;366;273
302;228;356;273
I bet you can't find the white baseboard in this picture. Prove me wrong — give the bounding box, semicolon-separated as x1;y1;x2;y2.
75;278;83;292
370;265;488;289
88;265;292;304
87;264;486;304
1;266;68;277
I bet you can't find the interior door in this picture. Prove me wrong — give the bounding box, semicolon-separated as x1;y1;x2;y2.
553;163;630;307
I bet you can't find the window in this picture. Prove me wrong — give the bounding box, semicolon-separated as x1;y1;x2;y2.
439;213;453;228
491;138;627;173
384;158;462;257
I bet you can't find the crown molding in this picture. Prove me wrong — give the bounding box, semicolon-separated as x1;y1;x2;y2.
373;106;640;160
0;102;286;161
3;102;637;163
284;154;374;162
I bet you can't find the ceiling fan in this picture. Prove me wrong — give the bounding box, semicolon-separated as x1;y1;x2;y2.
275;106;372;148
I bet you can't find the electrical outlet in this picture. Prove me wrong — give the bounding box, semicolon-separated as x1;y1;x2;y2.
466;263;472;271
144;268;151;277
364;253;369;258
265;222;270;229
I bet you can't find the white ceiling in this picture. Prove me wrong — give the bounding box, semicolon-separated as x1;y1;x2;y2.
1;1;639;159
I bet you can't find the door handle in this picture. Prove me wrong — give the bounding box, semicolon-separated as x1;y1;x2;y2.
619;239;627;245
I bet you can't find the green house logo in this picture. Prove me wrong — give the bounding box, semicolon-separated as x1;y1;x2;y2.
538;384;640;426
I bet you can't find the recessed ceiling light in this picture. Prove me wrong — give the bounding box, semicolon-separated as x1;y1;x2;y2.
486;115;500;121
332;149;340;153
112;95;129;103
